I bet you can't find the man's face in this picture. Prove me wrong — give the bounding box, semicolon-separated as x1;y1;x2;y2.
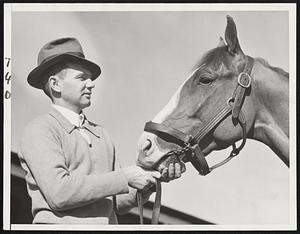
57;63;95;112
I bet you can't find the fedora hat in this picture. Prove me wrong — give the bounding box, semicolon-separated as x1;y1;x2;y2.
27;37;101;89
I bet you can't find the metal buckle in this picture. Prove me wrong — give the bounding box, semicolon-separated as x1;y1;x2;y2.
227;97;234;106
237;72;251;88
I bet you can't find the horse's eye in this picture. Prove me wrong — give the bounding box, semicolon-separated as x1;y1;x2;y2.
198;77;213;85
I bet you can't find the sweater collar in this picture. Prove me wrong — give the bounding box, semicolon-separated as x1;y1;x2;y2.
49;105;101;137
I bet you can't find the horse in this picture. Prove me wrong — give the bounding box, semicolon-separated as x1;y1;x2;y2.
136;15;289;182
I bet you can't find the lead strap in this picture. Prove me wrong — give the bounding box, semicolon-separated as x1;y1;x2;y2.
137;191;144;224
151;180;162;224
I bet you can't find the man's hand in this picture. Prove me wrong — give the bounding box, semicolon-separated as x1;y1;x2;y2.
160;161;186;182
122;166;161;191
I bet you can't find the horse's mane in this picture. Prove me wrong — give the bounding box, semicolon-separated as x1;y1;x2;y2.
255;57;289;78
193;46;289;79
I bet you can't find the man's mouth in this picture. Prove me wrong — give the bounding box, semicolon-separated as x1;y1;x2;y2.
83;93;91;98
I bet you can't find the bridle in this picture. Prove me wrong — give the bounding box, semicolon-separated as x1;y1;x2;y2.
137;55;254;224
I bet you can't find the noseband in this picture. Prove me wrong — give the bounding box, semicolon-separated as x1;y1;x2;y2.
137;56;254;224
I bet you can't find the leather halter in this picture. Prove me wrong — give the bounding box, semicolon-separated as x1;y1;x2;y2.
137;55;254;224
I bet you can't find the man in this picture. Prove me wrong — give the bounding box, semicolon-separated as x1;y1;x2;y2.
18;37;185;224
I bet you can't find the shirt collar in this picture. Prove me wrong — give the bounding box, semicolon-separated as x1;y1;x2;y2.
49;105;101;137
52;104;83;127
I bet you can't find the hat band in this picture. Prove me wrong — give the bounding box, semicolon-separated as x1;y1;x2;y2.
40;52;85;65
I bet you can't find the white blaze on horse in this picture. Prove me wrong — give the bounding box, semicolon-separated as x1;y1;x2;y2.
137;15;289;177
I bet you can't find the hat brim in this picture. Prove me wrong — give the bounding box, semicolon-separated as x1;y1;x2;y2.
27;53;101;89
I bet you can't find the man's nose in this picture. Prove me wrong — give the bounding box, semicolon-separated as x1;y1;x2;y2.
86;78;95;88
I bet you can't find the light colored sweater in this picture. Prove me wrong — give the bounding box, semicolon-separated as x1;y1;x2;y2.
18;106;139;224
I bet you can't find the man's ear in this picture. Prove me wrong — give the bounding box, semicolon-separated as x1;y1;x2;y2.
49;76;61;93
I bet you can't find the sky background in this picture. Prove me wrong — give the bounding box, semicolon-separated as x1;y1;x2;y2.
11;8;291;225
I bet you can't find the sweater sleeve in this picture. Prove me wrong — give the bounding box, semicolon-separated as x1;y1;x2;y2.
19;121;129;211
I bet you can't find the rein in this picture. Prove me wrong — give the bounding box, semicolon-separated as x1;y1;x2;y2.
137;55;254;224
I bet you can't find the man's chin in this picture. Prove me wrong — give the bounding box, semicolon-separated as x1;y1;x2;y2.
81;102;91;109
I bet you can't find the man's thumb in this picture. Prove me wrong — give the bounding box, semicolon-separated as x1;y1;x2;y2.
151;171;161;179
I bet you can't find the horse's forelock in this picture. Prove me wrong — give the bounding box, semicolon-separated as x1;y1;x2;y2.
194;46;229;71
194;46;233;79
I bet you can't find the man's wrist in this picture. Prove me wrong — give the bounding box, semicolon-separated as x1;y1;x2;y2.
119;168;130;186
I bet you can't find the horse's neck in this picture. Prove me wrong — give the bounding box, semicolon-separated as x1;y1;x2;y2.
250;59;289;166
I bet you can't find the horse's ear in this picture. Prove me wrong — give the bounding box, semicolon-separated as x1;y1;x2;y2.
217;36;226;47
224;15;243;55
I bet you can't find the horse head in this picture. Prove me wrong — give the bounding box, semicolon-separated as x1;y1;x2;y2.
137;16;289;174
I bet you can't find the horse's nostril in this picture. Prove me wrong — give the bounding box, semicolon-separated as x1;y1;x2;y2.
142;139;152;151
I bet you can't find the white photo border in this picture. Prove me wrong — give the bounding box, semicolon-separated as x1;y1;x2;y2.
4;3;297;231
